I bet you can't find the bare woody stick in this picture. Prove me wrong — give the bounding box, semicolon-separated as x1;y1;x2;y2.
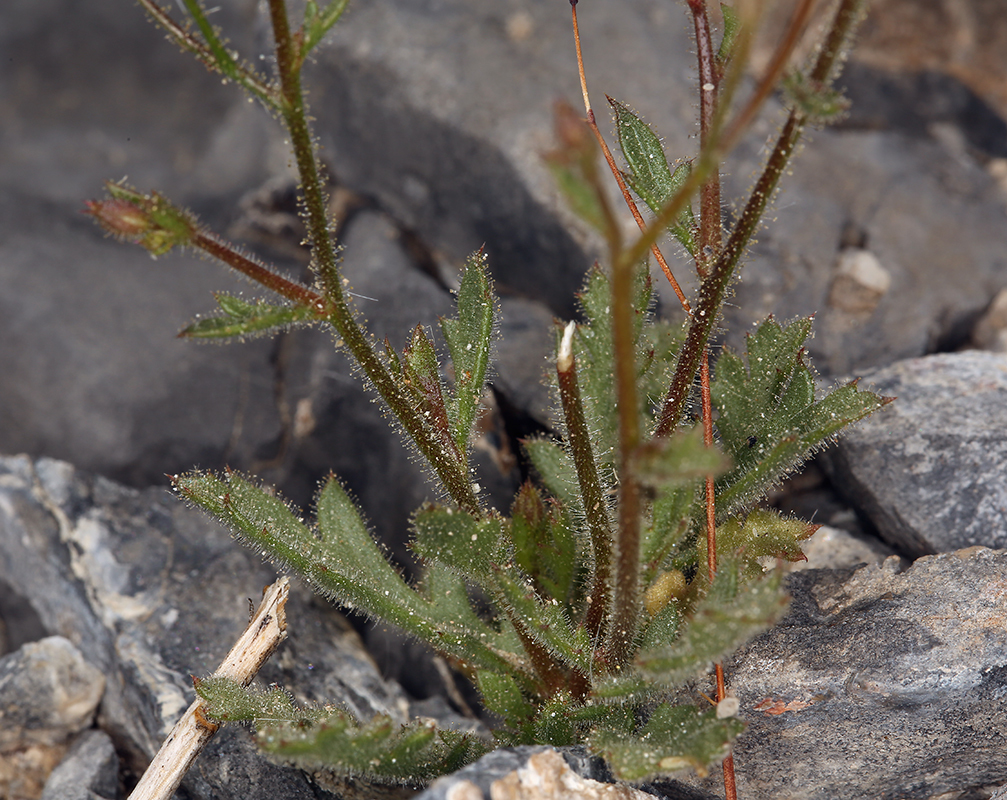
127;577;291;800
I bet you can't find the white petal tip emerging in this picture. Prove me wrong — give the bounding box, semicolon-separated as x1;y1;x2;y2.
558;320;576;373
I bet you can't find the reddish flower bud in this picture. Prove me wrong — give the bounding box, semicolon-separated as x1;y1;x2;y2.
84;198;153;238
83;183;198;256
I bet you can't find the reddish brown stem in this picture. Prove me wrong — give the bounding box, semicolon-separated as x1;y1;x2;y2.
691;3;733;794
193;232;326;310
689;0;722;277
701;356;717;578
570;0;643;669
557;324;613;643
570;0;690;313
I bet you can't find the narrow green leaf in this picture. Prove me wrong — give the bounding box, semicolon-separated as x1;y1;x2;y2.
634;425;729;489
419;562;527;675
495;571;594;676
510;482;578;604
412;505;503;579
569;264;657;467
590;704;743;781
402;324;456;455
180;293;317;339
717;3;742;65
610;97;697;254
641;484;695;580
476;671;535;731
639;581;683;650
546;162;608;234
301;0;351;57
440;250;497;455
611;98;676;208
523;438;582;514
544;101;609;236
181;0;241;79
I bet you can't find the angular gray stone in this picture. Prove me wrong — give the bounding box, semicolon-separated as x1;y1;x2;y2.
416;746;717;800
698;549;1007;800
822;351;1007;557
0;636;104;751
41;729;118;800
0;454;409;800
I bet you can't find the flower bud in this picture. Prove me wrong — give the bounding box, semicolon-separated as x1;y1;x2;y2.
83;183;197;256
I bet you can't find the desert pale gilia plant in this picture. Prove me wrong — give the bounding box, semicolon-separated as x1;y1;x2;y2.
86;0;884;792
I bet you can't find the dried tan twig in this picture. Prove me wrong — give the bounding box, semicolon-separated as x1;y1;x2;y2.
127;577;290;800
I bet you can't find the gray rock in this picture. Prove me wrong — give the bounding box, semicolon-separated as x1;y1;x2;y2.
0;190;285;488
0;636;104;751
41;729;118;800
698;548;1007;800
0;454;409;800
416;746;717;800
822;351;1007;557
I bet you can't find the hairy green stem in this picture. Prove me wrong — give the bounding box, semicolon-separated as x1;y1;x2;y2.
137;0;279;110
556;323;612;642
606;256;642;669
266;0;479;513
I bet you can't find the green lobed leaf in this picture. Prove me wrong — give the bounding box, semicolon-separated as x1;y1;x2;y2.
590;703;744;781
609;97;697;254
196;675;324;725
412;505;503;579
711;316;888;517
440;249;497;455
698;508;818;580
174;471;514;672
632;558;787;688
783;70;851;124
198;676;489;784
181;293;317;339
532;690;579;747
